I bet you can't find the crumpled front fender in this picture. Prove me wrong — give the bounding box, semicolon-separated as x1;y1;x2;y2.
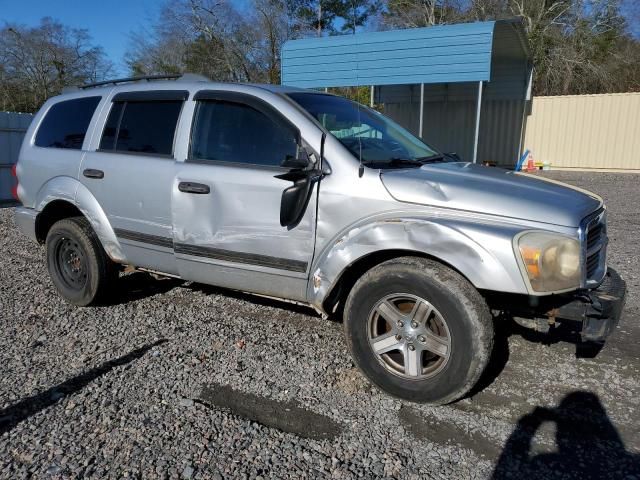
308;216;529;313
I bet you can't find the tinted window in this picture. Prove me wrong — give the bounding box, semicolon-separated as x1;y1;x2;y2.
99;101;182;155
190;101;297;167
99;102;124;150
35;96;101;149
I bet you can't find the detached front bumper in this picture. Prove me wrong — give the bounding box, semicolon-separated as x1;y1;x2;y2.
554;268;626;343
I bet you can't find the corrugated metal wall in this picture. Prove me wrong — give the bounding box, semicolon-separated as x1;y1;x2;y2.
523;93;640;171
379;78;527;166
0;112;33;206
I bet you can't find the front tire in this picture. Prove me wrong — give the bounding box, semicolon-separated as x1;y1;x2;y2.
46;216;118;306
344;257;493;404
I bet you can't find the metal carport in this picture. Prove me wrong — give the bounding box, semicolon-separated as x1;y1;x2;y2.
281;19;531;166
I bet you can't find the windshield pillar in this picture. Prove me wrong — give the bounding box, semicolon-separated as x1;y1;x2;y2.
472;81;484;164
418;83;425;139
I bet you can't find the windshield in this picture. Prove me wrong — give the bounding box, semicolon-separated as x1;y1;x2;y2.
287;92;442;168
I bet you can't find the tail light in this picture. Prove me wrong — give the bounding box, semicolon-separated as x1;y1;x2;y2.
10;164;19;201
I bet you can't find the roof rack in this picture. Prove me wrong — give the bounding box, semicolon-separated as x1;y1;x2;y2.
79;74;180;89
77;73;210;90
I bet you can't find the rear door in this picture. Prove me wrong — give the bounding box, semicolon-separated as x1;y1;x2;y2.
80;90;188;274
172;90;318;301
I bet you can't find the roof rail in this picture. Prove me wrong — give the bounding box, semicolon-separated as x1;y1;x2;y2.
79;74;180;89
77;73;210;90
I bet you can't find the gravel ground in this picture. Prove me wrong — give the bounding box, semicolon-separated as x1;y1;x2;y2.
0;171;639;479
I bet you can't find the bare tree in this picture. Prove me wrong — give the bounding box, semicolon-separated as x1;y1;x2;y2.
126;0;282;82
382;0;466;28
381;0;640;95
0;18;113;112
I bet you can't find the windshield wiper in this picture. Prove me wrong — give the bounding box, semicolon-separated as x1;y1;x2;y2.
388;157;424;167
415;154;445;163
361;158;423;168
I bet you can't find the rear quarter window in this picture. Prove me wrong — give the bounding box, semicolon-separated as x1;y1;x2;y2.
35;96;101;149
99;100;183;156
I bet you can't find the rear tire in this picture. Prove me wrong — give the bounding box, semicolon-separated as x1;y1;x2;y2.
46;216;118;306
344;257;493;404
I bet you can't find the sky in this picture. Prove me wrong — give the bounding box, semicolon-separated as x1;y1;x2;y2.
0;0;168;75
2;0;638;76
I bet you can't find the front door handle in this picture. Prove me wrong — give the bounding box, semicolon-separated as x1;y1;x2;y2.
178;182;210;194
83;168;104;179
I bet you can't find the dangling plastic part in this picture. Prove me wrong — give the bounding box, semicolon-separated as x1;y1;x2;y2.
358;164;364;177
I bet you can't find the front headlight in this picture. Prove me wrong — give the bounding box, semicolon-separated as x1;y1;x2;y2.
516;232;581;292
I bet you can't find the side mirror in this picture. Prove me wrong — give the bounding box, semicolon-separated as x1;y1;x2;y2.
275;168;323;228
279;176;314;228
281;147;311;170
446;152;461;162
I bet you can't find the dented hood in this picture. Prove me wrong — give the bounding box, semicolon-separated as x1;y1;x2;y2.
380;162;602;227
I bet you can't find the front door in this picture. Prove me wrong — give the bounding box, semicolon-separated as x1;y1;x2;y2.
172;92;318;301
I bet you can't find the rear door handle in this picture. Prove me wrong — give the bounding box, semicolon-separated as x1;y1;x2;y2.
83;168;104;179
178;182;210;194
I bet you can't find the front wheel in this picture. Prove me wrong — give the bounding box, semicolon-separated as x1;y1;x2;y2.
344;257;493;404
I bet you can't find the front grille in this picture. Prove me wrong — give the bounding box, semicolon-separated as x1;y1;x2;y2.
586;251;600;278
586;222;604;250
581;210;607;287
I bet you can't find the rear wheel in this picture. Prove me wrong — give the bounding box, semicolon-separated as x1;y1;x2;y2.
46;217;118;306
344;257;493;404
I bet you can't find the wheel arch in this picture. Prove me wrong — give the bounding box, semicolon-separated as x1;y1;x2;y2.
34;177;126;263
309;218;526;316
319;248;472;317
35;200;84;243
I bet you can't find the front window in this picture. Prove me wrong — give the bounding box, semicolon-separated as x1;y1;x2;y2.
287;92;443;168
190;100;297;167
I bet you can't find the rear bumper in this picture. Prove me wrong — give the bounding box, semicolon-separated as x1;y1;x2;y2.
555;268;626;343
14;206;38;243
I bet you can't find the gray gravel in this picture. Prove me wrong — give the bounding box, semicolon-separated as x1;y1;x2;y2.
1;171;639;479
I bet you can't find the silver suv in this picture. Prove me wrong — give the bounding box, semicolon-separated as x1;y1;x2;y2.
14;74;626;404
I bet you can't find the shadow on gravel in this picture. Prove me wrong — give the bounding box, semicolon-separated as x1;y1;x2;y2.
0;339;167;435
466;314;511;398
399;405;502;459
197;382;342;441
186;283;320;318
468;313;608;398
492;391;640;479
508;319;606;359
105;272;183;305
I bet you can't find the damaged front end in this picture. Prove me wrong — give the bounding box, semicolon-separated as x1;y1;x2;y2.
489;268;626;344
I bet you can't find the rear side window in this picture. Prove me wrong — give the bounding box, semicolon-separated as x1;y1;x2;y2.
35;96;101;149
190;100;297;167
99;101;182;155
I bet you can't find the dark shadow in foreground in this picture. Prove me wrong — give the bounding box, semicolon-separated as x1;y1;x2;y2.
0;339;167;435
492;391;640;479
